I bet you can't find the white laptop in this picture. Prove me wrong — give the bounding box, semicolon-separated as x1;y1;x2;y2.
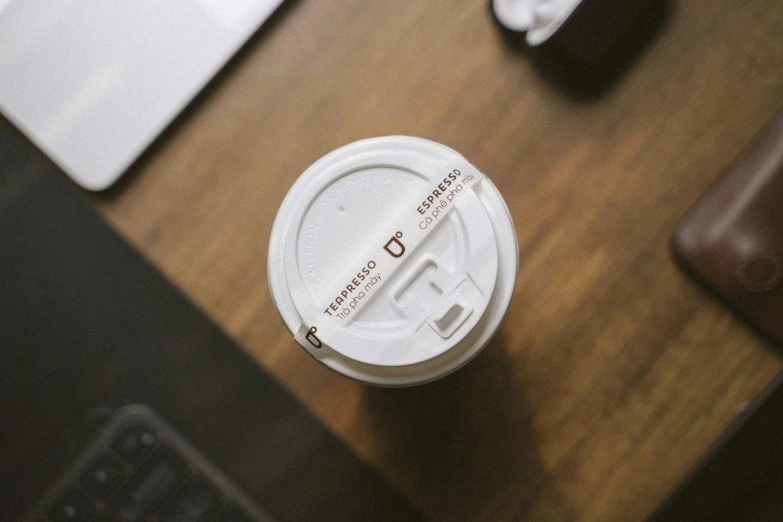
0;0;285;190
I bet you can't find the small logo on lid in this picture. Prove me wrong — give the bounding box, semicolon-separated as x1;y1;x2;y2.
383;231;406;258
304;326;322;349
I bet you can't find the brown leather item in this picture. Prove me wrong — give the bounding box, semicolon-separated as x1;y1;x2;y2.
672;109;783;346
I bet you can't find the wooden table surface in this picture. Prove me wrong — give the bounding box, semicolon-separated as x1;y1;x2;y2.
89;1;783;520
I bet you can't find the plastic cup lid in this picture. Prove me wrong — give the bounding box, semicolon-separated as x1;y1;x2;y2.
268;137;518;385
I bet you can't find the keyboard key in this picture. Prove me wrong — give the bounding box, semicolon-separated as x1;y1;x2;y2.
112;425;157;463
156;476;220;522
48;488;95;522
111;447;185;521
81;453;126;499
210;505;254;522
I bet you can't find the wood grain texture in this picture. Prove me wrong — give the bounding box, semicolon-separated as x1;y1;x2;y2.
89;1;783;520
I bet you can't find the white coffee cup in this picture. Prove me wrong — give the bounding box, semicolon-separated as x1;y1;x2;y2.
268;136;518;386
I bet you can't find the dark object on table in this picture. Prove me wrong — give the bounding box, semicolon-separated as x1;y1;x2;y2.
492;0;671;98
491;0;664;61
0;116;426;522
649;371;783;521
30;406;273;522
542;0;662;64
672;108;783;346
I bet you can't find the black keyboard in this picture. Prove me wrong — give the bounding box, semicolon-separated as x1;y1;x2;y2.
25;406;275;522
